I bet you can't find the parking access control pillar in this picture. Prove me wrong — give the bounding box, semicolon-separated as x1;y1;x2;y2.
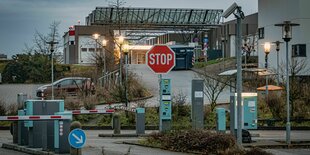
191;79;204;129
160;78;172;132
136;108;145;134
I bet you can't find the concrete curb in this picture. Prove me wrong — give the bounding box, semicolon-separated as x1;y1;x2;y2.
243;143;310;149
98;133;148;137
2;143;55;155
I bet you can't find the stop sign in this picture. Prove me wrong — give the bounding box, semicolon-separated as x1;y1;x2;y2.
146;45;175;74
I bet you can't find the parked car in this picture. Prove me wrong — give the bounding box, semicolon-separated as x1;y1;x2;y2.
36;77;91;98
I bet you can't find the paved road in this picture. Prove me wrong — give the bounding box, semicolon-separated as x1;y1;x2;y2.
0;64;232;107
129;64;231;107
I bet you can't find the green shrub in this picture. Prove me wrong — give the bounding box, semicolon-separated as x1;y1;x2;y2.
145;129;236;154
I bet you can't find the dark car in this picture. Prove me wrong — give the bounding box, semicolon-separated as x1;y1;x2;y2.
36;77;90;98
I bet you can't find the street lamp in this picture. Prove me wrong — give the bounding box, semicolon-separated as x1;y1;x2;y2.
123;43;129;107
46;41;58;100
92;33;100;61
272;41;283;86
117;35;124;86
263;42;271;97
102;39;107;75
275;21;300;145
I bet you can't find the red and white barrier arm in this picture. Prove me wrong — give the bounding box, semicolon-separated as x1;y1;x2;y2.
0;115;72;121
71;109;115;115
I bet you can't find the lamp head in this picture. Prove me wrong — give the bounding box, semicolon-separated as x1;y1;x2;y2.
275;21;299;42
123;44;129;54
93;33;100;40
118;36;124;44
102;39;107;47
272;41;283;52
264;42;271;55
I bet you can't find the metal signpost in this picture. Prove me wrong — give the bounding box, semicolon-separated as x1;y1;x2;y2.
68;129;86;149
146;45;175;132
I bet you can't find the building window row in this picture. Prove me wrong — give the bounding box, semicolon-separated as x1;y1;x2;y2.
80;48;102;52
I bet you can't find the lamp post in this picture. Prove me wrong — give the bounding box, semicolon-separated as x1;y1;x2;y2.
221;36;226;70
46;41;58;100
93;34;100;50
102;39;107;75
123;44;129;107
272;41;283;86
275;21;299;145
117;36;124;86
263;42;271;97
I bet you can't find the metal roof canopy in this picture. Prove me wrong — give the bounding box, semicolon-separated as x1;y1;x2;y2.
86;7;223;31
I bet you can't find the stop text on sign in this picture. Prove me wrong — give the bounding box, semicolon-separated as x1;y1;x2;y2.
148;53;173;65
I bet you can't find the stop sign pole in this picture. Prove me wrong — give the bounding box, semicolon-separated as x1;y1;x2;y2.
146;45;175;132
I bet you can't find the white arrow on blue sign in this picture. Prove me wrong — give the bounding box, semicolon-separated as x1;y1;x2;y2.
68;128;86;149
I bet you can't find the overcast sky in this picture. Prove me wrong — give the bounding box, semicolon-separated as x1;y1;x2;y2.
0;0;258;58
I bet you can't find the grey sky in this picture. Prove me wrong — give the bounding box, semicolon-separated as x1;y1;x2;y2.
0;0;257;58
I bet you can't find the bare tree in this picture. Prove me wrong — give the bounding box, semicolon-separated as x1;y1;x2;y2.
197;69;230;111
279;58;310;117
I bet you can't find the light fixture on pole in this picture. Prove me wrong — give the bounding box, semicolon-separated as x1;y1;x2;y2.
117;35;124;86
46;41;58;100
272;41;283;86
263;42;271;98
275;21;299;145
102;39;107;76
123;43;129;107
92;33;100;61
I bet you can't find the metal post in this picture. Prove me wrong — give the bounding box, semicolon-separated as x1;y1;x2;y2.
125;52;128;107
46;41;58;100
159;74;162;130
119;44;123;86
104;49;106;75
285;41;291;144
277;50;280;85
236;10;243;145
265;54;269;96
52;52;54;99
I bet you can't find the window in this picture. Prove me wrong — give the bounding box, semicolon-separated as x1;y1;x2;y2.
258;27;264;39
88;48;95;52
81;48;87;52
292;44;306;57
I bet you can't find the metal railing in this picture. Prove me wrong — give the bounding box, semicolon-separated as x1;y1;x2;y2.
98;69;120;88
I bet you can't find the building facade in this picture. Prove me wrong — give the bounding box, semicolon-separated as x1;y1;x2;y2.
257;0;310;76
63;25;114;65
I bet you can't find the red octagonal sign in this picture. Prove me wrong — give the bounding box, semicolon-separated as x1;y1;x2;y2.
146;45;175;74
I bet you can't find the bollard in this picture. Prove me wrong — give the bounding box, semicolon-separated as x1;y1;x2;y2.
70;121;82;155
17;93;27;110
11;122;18;144
216;108;226;133
112;113;121;134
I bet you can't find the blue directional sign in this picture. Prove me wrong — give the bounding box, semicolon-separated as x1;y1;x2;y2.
68;129;86;149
